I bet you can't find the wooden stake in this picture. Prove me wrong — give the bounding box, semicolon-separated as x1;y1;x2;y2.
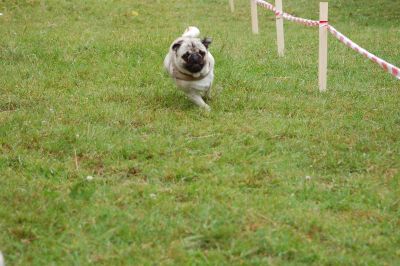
74;149;79;171
229;0;235;12
275;0;285;57
319;2;328;92
40;0;46;11
250;0;259;34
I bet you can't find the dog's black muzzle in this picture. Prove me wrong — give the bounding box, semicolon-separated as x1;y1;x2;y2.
185;53;204;73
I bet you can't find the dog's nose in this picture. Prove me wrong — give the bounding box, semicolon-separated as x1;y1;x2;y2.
188;53;201;63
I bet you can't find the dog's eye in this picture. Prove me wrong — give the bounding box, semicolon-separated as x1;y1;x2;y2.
199;51;206;57
182;52;190;60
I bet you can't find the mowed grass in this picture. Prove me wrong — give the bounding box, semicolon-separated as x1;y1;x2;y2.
1;0;399;264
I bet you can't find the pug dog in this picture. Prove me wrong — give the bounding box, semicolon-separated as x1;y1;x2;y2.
164;26;214;111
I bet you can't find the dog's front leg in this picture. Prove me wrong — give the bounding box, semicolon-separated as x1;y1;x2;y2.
186;92;211;111
205;85;212;101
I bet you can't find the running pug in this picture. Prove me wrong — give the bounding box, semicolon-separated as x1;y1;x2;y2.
164;26;214;111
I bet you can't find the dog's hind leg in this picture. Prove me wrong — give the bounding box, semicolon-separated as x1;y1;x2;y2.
186;93;211;111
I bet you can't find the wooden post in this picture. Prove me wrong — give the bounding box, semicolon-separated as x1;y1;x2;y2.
229;0;235;12
275;0;285;57
41;0;46;11
250;0;259;34
319;2;328;92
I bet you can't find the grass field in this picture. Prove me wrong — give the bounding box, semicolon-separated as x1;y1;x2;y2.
1;0;399;264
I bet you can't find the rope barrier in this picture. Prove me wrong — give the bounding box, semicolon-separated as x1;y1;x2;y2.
255;0;400;80
255;0;319;27
328;26;400;79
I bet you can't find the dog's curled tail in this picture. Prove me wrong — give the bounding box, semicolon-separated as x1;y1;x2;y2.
182;26;200;38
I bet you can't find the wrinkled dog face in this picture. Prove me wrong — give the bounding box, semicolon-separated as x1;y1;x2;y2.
173;38;212;73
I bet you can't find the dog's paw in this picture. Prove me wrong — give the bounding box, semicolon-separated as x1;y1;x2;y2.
202;104;211;112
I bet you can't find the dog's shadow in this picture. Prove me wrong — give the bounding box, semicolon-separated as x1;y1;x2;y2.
157;88;219;112
155;87;197;111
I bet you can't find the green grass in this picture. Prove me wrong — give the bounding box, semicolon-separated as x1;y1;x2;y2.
1;0;399;264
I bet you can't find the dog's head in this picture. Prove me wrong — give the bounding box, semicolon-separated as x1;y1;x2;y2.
171;37;212;74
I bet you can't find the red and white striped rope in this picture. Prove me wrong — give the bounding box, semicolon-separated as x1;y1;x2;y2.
327;25;400;80
254;0;400;80
255;0;319;27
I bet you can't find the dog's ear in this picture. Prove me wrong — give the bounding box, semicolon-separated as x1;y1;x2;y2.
172;40;183;52
202;37;212;49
